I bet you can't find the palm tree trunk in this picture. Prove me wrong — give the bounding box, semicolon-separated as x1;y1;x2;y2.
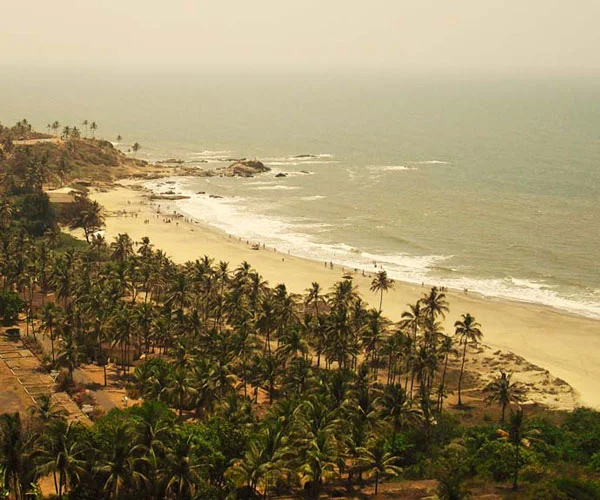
438;353;449;412
513;442;519;489
53;471;59;497
458;341;468;406
51;332;55;363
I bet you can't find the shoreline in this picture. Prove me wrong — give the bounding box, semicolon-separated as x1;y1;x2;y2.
83;183;600;409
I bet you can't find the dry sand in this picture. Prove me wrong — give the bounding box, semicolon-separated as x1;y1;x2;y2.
77;184;600;409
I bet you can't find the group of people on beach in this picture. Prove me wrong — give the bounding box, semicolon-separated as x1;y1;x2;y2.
116;196;468;294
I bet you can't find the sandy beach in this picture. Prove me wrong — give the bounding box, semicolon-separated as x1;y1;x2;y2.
83;184;600;409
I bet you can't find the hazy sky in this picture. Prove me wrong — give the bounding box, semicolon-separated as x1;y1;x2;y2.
2;0;600;73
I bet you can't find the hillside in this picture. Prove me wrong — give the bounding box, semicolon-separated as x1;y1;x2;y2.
0;120;164;189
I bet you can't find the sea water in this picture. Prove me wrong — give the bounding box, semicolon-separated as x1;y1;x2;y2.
1;68;599;318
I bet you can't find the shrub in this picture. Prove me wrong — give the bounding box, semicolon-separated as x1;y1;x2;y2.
589;452;600;473
0;290;23;324
554;477;600;500
434;444;471;500
526;479;569;500
562;408;600;464
475;440;539;482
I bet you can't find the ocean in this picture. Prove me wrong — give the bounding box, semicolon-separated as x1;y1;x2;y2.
2;68;599;318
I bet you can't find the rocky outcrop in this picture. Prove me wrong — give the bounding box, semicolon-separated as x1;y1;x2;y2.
169;159;270;179
220;159;270;178
156;158;185;164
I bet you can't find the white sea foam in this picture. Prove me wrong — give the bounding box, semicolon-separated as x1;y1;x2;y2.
251;185;301;191
412;160;449;165
369;165;416;172
190;150;232;157
263;154;337;166
299;195;326;201
266;160;337;166
143;177;600;321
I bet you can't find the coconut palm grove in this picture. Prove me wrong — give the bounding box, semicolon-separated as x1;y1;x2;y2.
1;122;600;499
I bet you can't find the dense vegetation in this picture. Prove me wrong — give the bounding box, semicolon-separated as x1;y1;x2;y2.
0;121;599;499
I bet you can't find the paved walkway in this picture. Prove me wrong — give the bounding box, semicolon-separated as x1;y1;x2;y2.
0;332;91;424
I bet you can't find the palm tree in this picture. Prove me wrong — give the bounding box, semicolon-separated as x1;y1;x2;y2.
298;427;340;499
37;420;85;498
131;400;174;457
357;438;402;495
160;434;202;499
376;384;423;442
168;367;198;418
0;198;13;230
56;322;79;383
305;281;324;317
454;313;483;406
110;233;134;263
95;419;146;499
0;412;38;500
421;286;449;322
51;121;61;135
90;121;98;138
68;194;105;243
294;397;342;489
81;120;89;138
132;142;141;157
256;354;283;404
437;334;457;412
361;308;388;375
503;408;538;490
29;394;65;426
226;440;270;496
256;297;277;355
484;371;524;424
116;134;122;144
370;270;394;312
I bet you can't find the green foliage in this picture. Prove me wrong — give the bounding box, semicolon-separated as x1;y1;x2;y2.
528;477;600;500
0;291;23;324
474;440;538;482
434;444;471;500
589;452;600;473
562;408;600;464
0;159;599;499
12;192;57;236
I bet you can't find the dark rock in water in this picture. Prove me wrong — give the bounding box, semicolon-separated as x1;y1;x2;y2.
300;170;311;174
164;190;175;195
275;173;287;178
220;159;270;178
156;158;185;164
196;191;206;195
209;194;224;199
293;154;318;158
149;194;190;200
